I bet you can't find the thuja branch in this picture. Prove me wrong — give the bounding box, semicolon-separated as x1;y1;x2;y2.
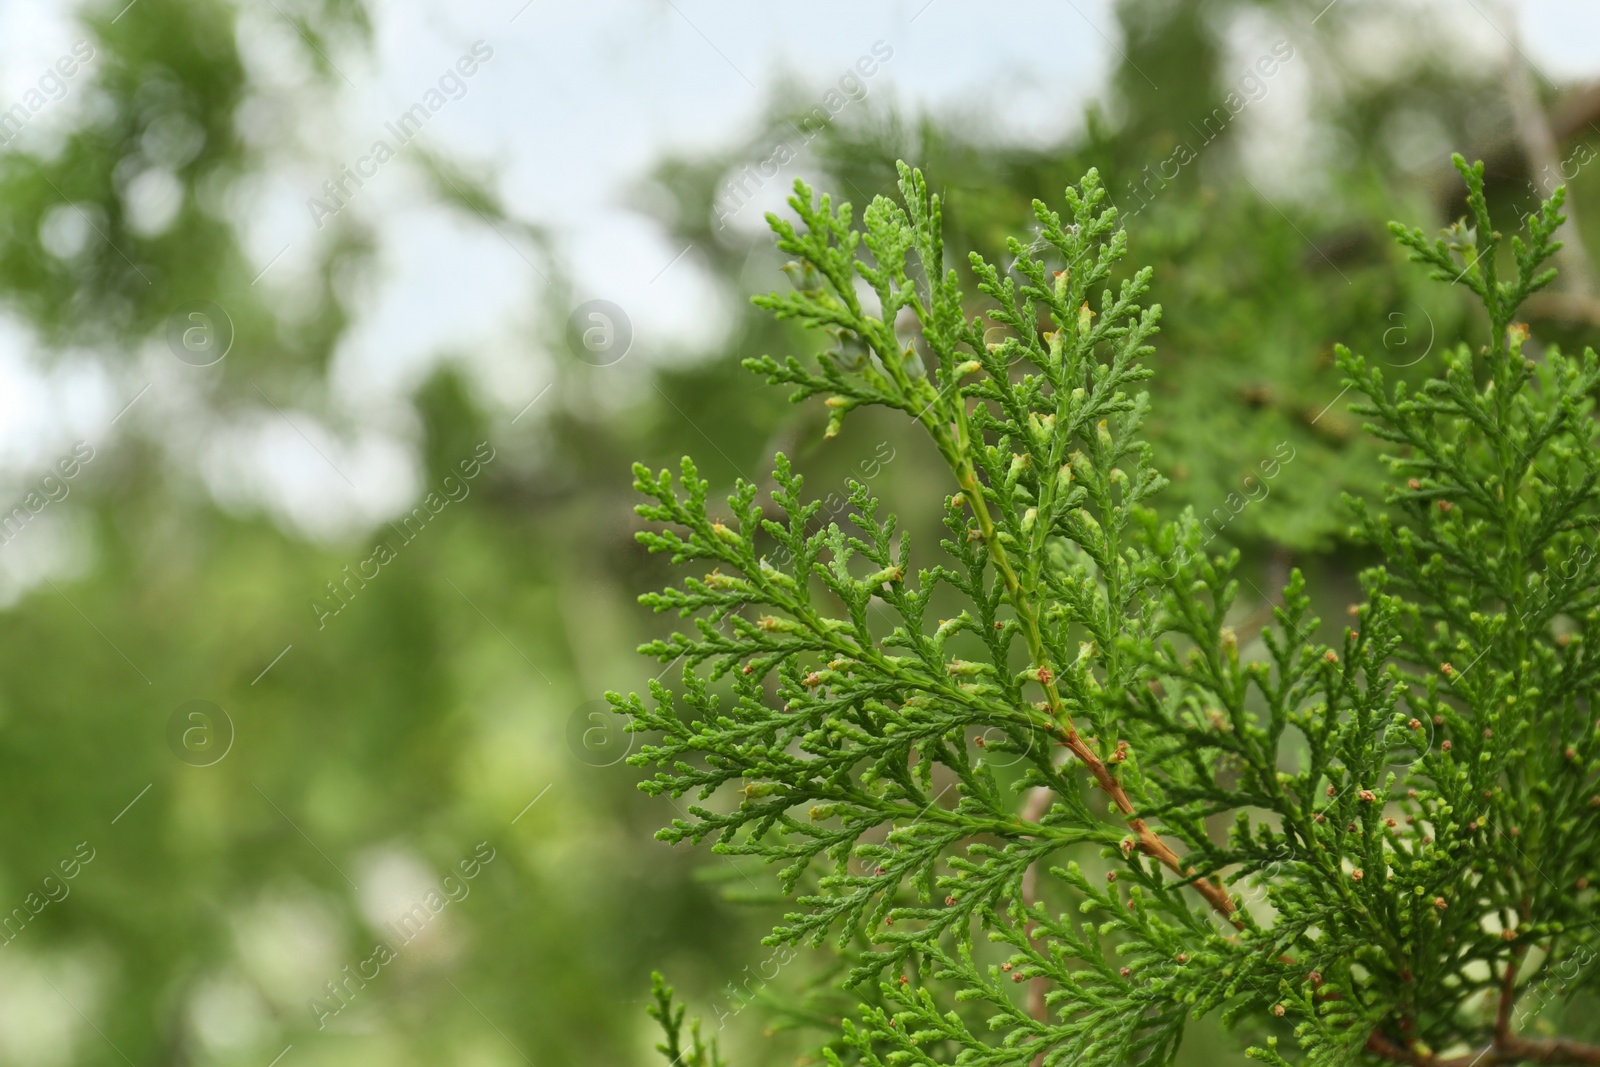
620;155;1600;1067
862;166;1238;924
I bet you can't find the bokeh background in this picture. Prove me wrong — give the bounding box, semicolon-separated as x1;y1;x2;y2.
1;0;1599;1063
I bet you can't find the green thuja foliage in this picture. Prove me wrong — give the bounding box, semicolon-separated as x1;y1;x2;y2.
650;971;730;1067
612;155;1600;1065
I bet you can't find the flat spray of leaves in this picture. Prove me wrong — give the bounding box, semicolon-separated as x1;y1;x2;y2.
617;156;1600;1067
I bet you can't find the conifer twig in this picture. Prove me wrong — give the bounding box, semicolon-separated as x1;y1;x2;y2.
623;154;1600;1067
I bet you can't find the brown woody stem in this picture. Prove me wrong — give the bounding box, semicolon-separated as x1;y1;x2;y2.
1053;721;1239;922
1365;964;1600;1067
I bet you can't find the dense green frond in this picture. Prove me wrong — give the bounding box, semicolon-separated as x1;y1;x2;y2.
618;158;1600;1067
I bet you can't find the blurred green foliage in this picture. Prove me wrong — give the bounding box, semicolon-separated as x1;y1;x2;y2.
0;0;1595;1065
